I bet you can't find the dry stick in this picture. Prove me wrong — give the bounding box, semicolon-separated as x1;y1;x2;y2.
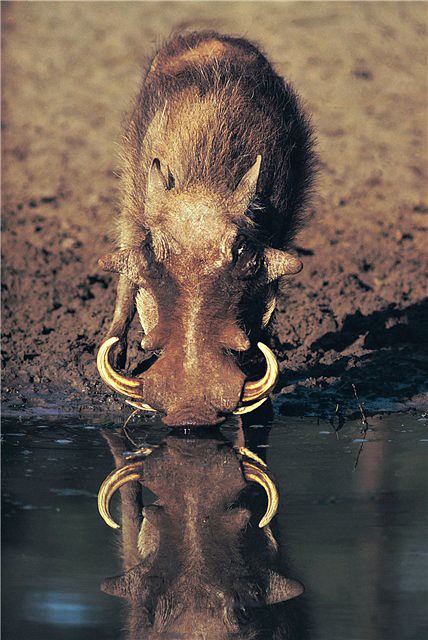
352;383;369;470
332;403;341;439
334;404;339;440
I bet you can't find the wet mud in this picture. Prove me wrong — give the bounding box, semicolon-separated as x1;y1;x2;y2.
2;2;427;417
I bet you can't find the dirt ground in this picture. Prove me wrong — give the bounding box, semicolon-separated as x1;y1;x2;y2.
2;2;427;419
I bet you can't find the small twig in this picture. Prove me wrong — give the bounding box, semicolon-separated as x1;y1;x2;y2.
352;383;368;427
334;403;340;440
352;383;369;470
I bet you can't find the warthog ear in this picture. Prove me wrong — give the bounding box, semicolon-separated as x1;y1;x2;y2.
148;158;175;194
101;567;163;602
98;249;148;284
101;574;129;599
265;571;304;604
99;250;130;274
234;155;262;208
264;248;303;282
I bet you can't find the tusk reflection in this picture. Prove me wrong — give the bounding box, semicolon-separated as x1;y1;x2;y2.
98;460;145;529
233;396;269;415
241;457;279;528
239;447;279;528
237;447;268;468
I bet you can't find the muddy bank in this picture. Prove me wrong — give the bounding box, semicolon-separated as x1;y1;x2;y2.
2;2;427;418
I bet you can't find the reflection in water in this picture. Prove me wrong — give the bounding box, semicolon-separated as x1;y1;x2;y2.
100;424;308;639
2;413;427;639
24;590;103;626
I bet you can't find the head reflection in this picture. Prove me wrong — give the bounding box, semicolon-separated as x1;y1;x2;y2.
100;422;305;639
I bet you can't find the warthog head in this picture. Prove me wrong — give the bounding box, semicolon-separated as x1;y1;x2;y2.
98;156;302;426
99;433;305;639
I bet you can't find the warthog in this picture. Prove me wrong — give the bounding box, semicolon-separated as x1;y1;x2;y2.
98;30;315;425
99;431;306;639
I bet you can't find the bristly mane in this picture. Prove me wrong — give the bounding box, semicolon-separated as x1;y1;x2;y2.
122;30;316;249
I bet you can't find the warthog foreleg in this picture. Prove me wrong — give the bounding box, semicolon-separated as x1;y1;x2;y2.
105;275;137;369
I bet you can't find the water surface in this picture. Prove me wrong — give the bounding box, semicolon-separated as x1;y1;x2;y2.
2;412;427;639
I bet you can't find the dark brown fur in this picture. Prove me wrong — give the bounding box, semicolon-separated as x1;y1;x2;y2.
102;31;316;425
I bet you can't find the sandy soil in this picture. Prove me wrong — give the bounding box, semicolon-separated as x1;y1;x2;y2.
2;2;427;418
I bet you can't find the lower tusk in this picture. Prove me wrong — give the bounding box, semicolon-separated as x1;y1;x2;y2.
98;461;145;529
261;295;277;328
241;459;279;528
233;396;268;415
125;399;157;413
241;342;279;403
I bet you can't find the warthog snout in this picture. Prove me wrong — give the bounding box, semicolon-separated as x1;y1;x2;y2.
97;336;279;426
134;347;248;426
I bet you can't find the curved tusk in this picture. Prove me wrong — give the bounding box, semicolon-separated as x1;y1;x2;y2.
241;342;279;403
97;338;156;411
241;459;279;528
98;461;145;529
233;396;268;415
125;399;157;413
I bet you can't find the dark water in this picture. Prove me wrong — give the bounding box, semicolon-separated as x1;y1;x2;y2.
2;411;427;639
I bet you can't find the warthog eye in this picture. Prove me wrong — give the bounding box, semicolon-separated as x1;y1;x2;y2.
233;236;262;279
141;240;155;263
140;237;167;278
232;595;252;626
